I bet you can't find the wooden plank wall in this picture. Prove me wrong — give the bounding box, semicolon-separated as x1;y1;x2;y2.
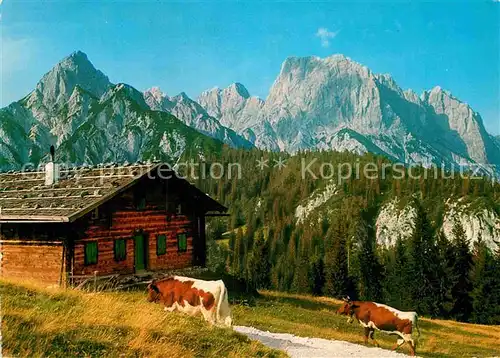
73;181;196;276
0;241;64;285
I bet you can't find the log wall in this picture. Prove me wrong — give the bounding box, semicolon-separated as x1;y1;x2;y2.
0;241;64;285
73;192;197;275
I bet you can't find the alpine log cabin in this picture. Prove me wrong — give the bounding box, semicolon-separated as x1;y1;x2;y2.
0;160;227;286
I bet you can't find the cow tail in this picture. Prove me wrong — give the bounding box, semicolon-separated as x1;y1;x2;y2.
414;315;421;342
216;283;227;324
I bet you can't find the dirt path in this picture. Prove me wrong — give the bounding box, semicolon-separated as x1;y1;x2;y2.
234;326;416;357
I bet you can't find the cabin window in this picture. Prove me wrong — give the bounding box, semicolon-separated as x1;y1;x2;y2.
114;239;127;262
156;234;167;256
84;242;98;265
177;233;187;252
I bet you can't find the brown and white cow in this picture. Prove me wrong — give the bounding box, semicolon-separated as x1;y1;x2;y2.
336;296;420;356
146;276;232;327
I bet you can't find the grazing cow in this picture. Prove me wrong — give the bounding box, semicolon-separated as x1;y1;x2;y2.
147;275;232;327
336;296;420;356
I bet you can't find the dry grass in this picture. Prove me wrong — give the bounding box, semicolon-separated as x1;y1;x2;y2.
232;291;500;358
0;280;284;358
3;280;500;357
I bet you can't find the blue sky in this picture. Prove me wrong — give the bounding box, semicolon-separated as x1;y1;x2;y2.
1;0;499;134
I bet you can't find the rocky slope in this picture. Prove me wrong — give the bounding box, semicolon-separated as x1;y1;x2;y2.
198;83;265;143
375;197;500;250
0;52;224;169
293;188;499;250
143;87;253;149
198;55;500;176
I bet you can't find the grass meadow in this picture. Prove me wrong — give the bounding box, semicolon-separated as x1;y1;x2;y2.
2;280;499;357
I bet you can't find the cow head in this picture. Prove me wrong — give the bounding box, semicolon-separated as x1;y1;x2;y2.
336;296;356;323
146;281;161;303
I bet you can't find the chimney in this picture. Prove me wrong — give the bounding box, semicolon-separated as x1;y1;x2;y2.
45;145;60;186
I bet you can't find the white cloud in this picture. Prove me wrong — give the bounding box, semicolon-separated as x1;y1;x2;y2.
315;27;340;48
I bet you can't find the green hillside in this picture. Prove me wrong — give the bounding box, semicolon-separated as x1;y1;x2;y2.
192;148;500;325
3;280;499;357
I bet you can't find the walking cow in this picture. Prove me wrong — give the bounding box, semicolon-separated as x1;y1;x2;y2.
336;296;420;356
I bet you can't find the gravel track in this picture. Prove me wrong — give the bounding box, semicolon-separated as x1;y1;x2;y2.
234;326;417;357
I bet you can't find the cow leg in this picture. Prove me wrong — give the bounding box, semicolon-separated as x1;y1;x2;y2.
406;341;415;356
392;338;405;351
363;327;370;345
369;329;379;347
201;308;216;325
403;334;415;356
164;303;177;313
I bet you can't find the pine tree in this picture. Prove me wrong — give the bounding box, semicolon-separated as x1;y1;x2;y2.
470;237;498;324
247;231;271;289
231;227;245;278
385;236;411;309
292;242;311;293
492;250;500;324
309;253;325;295
435;230;455;317
323;220;349;298
407;203;441;316
354;214;383;301
450;221;473;322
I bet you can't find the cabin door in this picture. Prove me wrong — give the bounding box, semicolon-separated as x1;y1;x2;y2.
134;232;148;272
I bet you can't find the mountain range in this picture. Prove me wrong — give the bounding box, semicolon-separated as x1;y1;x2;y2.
1;51;499;177
198;55;500;175
0;51;223;169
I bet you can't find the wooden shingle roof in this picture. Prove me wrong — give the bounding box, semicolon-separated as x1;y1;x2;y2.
0;162;226;223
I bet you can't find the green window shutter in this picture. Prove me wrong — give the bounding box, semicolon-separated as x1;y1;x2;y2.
156;234;167;256
138;197;146;210
177;233;187;253
114;239;127;261
84;242;98;265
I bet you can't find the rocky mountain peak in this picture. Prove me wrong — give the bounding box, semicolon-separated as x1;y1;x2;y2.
145;86;166;101
173;92;191;102
101;83;149;110
375;73;403;95
143;87;174;112
225;83;250;99
198;83;264;133
32;50;111;108
279;54;371;78
66;50;90;63
195;54;500;174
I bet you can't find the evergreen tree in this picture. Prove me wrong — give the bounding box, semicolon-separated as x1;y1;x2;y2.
385;236;411;309
324;220;349;298
231;227;245;278
292;242;311;293
407;203;441;316
450;221;473;322
247;231;271;289
354;214;383;301
309;253;325;295
435;230;455;317
470;238;499;324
